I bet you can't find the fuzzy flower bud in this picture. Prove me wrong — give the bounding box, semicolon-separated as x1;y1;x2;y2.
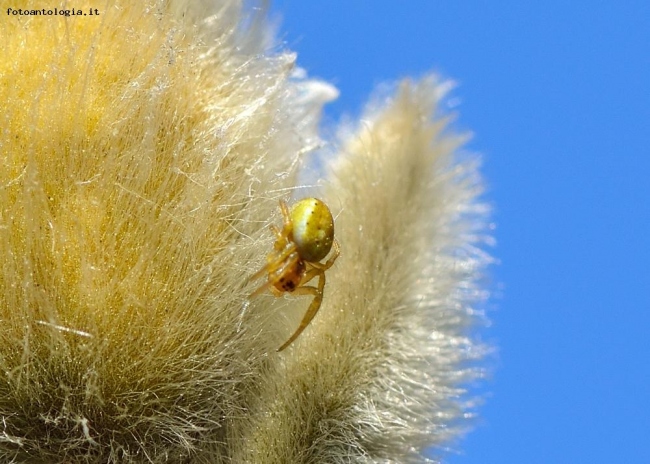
0;1;490;462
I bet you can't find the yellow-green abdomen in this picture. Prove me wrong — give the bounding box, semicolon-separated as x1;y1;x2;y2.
290;198;334;262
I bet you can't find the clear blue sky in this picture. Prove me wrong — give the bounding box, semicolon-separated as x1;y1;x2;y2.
270;2;650;463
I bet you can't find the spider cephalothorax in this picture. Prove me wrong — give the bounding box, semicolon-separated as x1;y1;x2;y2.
250;198;340;351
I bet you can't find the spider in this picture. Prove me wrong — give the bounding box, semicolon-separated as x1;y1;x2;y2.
249;198;340;351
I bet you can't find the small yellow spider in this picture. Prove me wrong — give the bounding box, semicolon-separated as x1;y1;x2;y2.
250;198;340;351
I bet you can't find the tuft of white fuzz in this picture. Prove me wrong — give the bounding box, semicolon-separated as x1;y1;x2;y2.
0;1;490;462
234;78;491;463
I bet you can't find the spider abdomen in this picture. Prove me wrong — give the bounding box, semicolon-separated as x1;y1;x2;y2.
290;198;335;262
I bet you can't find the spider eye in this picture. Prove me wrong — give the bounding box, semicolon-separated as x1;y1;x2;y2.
290;198;334;262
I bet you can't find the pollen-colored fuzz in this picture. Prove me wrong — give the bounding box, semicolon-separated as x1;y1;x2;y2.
290;197;335;262
0;0;337;461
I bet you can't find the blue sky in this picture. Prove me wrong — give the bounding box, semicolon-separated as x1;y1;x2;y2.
270;2;650;463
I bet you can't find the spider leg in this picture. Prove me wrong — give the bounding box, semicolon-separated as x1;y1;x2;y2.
325;239;341;268
299;267;321;286
249;236;297;284
279;200;291;225
270;224;283;241
266;201;290;240
251;224;286;283
249;277;274;298
277;269;326;352
248;263;269;283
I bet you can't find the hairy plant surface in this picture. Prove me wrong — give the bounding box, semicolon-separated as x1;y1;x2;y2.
0;1;491;462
